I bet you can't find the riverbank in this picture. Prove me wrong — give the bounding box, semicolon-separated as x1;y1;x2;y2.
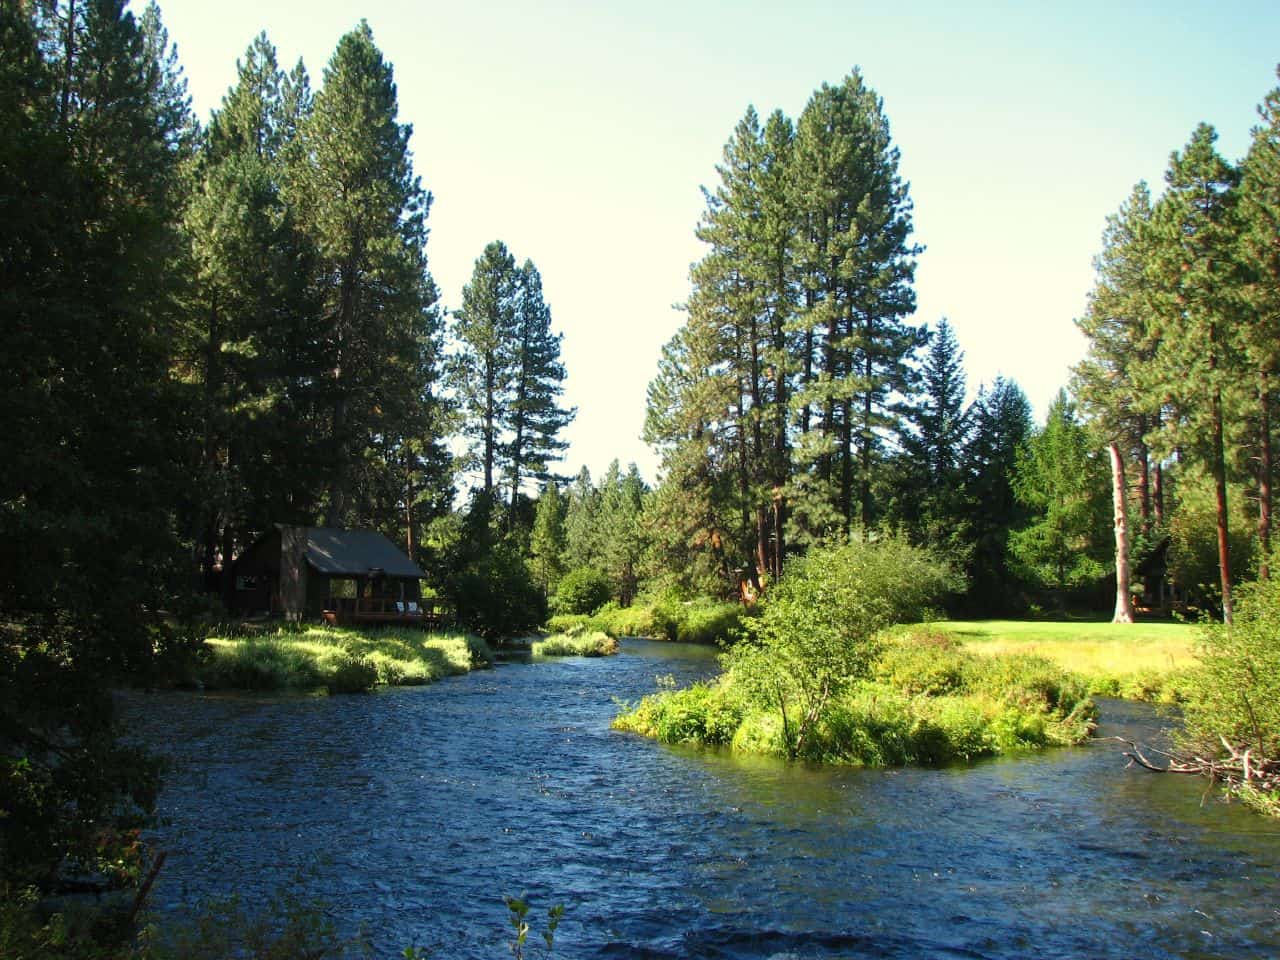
196;625;493;692
932;619;1199;702
613;628;1096;765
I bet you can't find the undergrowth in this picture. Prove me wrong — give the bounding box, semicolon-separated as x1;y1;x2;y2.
613;627;1096;766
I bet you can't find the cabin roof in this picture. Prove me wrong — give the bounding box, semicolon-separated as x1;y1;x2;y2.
291;526;425;579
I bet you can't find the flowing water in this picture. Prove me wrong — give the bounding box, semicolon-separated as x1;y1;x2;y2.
121;639;1280;959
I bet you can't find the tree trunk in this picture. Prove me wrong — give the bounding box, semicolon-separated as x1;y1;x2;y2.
1259;370;1273;580
1211;386;1233;624
1135;433;1152;536
1109;442;1135;624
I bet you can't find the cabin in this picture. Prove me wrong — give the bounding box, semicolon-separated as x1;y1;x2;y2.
230;525;450;626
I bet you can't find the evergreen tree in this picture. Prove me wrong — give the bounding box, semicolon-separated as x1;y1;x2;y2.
894;317;970;550
451;240;519;496
961;378;1034;613
1;0;189;899
564;466;602;570
1142;124;1245;621
788;69;924;537
1009;390;1111;598
1238;71;1280;576
597;461;648;604
290;22;441;530
1074;182;1163;537
529;482;568;595
505;259;575;523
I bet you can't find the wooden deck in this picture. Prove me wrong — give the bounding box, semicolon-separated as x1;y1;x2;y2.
323;597;454;629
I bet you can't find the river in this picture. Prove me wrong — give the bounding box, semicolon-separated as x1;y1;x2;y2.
120;639;1280;959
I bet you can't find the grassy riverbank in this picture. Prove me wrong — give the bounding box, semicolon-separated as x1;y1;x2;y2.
546;598;745;645
614;628;1096;765
198;625;493;693
931;619;1199;702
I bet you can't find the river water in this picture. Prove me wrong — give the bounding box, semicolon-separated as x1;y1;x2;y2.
120;639;1280;959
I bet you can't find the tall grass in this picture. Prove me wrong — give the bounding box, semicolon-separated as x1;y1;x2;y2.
545;598;747;645
531;630;619;658
928;619;1199;702
199;625;493;693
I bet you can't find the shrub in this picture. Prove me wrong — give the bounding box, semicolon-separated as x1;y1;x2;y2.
451;543;547;640
545;613;591;634
612;681;742;745
553;567;613;616
726;535;958;758
875;630;970;697
673;602;744;645
1179;572;1280;759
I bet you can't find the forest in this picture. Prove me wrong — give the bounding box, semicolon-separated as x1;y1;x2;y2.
4;0;1280;955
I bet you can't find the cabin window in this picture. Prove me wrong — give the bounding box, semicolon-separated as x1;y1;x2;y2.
329;578;357;600
235;575;259;592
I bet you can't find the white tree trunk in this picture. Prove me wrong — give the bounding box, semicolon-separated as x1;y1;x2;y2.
1109;442;1136;624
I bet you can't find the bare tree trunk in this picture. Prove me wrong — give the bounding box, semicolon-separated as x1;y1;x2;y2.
1212;386;1234;624
1260;370;1273;580
1109;442;1135;624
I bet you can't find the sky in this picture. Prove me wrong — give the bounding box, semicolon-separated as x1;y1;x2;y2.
155;0;1280;486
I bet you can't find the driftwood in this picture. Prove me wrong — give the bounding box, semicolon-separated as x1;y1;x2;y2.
1098;735;1280;799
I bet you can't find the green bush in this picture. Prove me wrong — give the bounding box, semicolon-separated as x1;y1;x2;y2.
726;535;958;758
554;567;613;616
1180;572;1280;759
613;681;742;745
452;543;547;640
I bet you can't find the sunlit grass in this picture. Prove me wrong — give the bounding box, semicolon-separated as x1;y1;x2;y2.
531;630;619;658
200;625;492;692
927;619;1201;701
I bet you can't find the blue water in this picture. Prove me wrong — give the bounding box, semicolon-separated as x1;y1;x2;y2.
120;639;1280;958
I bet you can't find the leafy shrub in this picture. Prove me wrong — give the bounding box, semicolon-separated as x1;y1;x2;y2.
726;535;958;758
1179;572;1280;759
673;602;744;644
612;681;742;745
452;543;547;640
554;567;613;616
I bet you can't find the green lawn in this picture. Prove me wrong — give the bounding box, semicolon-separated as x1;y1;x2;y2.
927;618;1201;700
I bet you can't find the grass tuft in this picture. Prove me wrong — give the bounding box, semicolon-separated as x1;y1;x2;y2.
199;625;493;693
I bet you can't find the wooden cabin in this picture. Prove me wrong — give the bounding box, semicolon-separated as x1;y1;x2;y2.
230;525;450;626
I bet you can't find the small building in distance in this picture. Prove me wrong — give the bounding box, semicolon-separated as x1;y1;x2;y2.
231;525;444;625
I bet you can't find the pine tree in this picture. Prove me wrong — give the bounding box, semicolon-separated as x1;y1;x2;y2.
1143;124;1245;622
1074;182;1163;536
451;240;519;496
529;482;568;595
961;378;1034;614
894;317;970;549
1009;390;1111;598
564;466;602;570
788;69;924;536
1238;71;1280;577
504;259;575;524
290;22;440;529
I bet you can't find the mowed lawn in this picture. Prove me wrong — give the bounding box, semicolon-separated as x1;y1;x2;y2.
928;619;1201;696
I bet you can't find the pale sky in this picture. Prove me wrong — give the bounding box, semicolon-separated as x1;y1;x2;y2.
156;0;1279;486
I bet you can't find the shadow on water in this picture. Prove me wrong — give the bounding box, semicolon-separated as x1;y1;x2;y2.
120;640;1280;959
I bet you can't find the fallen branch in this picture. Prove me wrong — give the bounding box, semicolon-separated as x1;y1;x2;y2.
1096;736;1280;797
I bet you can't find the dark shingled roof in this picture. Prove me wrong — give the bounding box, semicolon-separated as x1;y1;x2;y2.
298;527;425;579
